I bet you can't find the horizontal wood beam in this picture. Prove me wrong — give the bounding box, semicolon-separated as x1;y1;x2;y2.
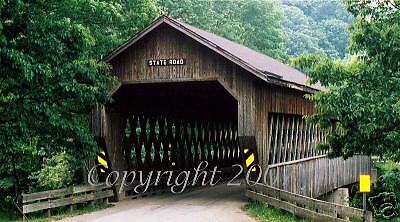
268;155;327;168
246;190;347;222
247;183;373;222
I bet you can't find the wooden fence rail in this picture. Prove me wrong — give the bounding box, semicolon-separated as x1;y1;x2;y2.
266;155;372;198
247;182;373;222
22;183;114;218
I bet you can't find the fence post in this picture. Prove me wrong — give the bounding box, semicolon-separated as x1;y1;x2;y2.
364;210;373;222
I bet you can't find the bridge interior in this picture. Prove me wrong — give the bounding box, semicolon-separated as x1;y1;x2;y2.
101;81;242;194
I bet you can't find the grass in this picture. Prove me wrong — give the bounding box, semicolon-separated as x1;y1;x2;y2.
0;202;112;222
244;201;400;222
376;218;400;222
244;201;309;222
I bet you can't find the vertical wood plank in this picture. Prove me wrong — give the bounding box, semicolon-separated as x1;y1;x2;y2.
272;115;279;164
283;116;290;162
277;115;285;163
288;117;295;161
268;115;275;164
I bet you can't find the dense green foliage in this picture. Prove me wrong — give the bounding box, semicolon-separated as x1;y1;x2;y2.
293;1;400;160
0;0;159;204
30;153;76;190
50;0;159;58
349;162;400;220
375;162;400;209
159;0;287;61
281;0;352;58
159;0;351;60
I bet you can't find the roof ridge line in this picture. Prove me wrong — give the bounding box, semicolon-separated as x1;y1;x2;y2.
103;15;321;93
164;17;280;80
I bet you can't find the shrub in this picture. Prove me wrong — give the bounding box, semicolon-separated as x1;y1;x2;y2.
30;152;75;190
379;168;400;209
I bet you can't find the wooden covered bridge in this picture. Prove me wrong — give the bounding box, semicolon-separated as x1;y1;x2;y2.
90;16;371;204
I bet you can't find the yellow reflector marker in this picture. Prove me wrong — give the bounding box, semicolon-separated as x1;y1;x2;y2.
97;151;108;173
246;153;254;167
360;175;371;192
244;149;249;154
246;153;256;172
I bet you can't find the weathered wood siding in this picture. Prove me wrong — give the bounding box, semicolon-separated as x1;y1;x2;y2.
266;113;328;166
106;23;315;167
254;82;315;166
266;155;372;198
110;23;257;137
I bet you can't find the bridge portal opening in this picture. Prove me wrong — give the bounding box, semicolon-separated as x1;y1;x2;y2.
105;81;241;195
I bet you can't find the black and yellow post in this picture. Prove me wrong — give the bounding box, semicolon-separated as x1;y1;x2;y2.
97;149;109;173
239;136;259;182
94;138;120;201
95;138;111;181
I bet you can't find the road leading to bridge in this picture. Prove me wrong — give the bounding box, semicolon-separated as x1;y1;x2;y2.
61;184;256;222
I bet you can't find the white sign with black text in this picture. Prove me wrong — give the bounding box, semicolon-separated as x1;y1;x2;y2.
147;58;186;67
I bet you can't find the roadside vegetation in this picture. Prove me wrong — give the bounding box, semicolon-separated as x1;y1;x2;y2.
0;0;159;218
244;202;309;222
348;161;400;222
293;0;400;220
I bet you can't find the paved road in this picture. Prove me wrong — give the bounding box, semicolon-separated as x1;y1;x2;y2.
61;184;256;222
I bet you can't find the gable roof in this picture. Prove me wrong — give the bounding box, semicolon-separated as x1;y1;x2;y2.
105;16;321;92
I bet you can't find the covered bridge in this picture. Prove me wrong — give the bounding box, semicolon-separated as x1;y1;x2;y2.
91;16;371;199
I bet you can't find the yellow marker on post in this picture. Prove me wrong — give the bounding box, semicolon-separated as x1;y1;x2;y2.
360;175;371;193
244;148;256;172
97;150;108;173
360;174;371;212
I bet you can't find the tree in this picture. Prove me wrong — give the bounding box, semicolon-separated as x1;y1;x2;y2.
0;0;159;202
293;0;400;160
281;4;324;56
53;0;159;58
281;0;352;58
159;0;286;61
